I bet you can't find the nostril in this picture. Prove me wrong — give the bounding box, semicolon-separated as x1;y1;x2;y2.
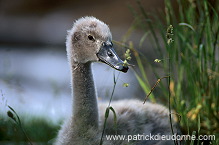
107;50;114;57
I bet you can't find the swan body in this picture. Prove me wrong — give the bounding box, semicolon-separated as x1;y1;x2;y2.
55;16;179;145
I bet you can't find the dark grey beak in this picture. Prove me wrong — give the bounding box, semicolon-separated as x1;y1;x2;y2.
97;42;129;73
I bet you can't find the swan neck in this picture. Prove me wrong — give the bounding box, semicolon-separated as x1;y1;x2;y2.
71;62;99;130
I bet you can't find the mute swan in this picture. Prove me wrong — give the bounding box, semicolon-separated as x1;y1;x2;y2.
55;16;179;145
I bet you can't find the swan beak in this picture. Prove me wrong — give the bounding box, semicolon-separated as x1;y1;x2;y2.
97;41;129;73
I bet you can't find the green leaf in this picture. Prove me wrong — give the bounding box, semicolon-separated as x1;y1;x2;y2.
105;107;110;119
190;131;196;145
135;72;156;103
179;23;195;31
139;31;150;48
109;106;118;134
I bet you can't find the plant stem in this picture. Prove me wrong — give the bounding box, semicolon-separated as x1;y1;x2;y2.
99;71;120;145
8;105;33;145
168;57;177;145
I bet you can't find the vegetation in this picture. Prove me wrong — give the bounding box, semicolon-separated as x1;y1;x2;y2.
125;0;219;144
0;111;59;144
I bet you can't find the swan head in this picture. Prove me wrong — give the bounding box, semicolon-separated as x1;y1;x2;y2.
66;16;129;73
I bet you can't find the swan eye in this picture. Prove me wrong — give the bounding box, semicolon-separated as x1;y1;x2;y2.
88;35;95;41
